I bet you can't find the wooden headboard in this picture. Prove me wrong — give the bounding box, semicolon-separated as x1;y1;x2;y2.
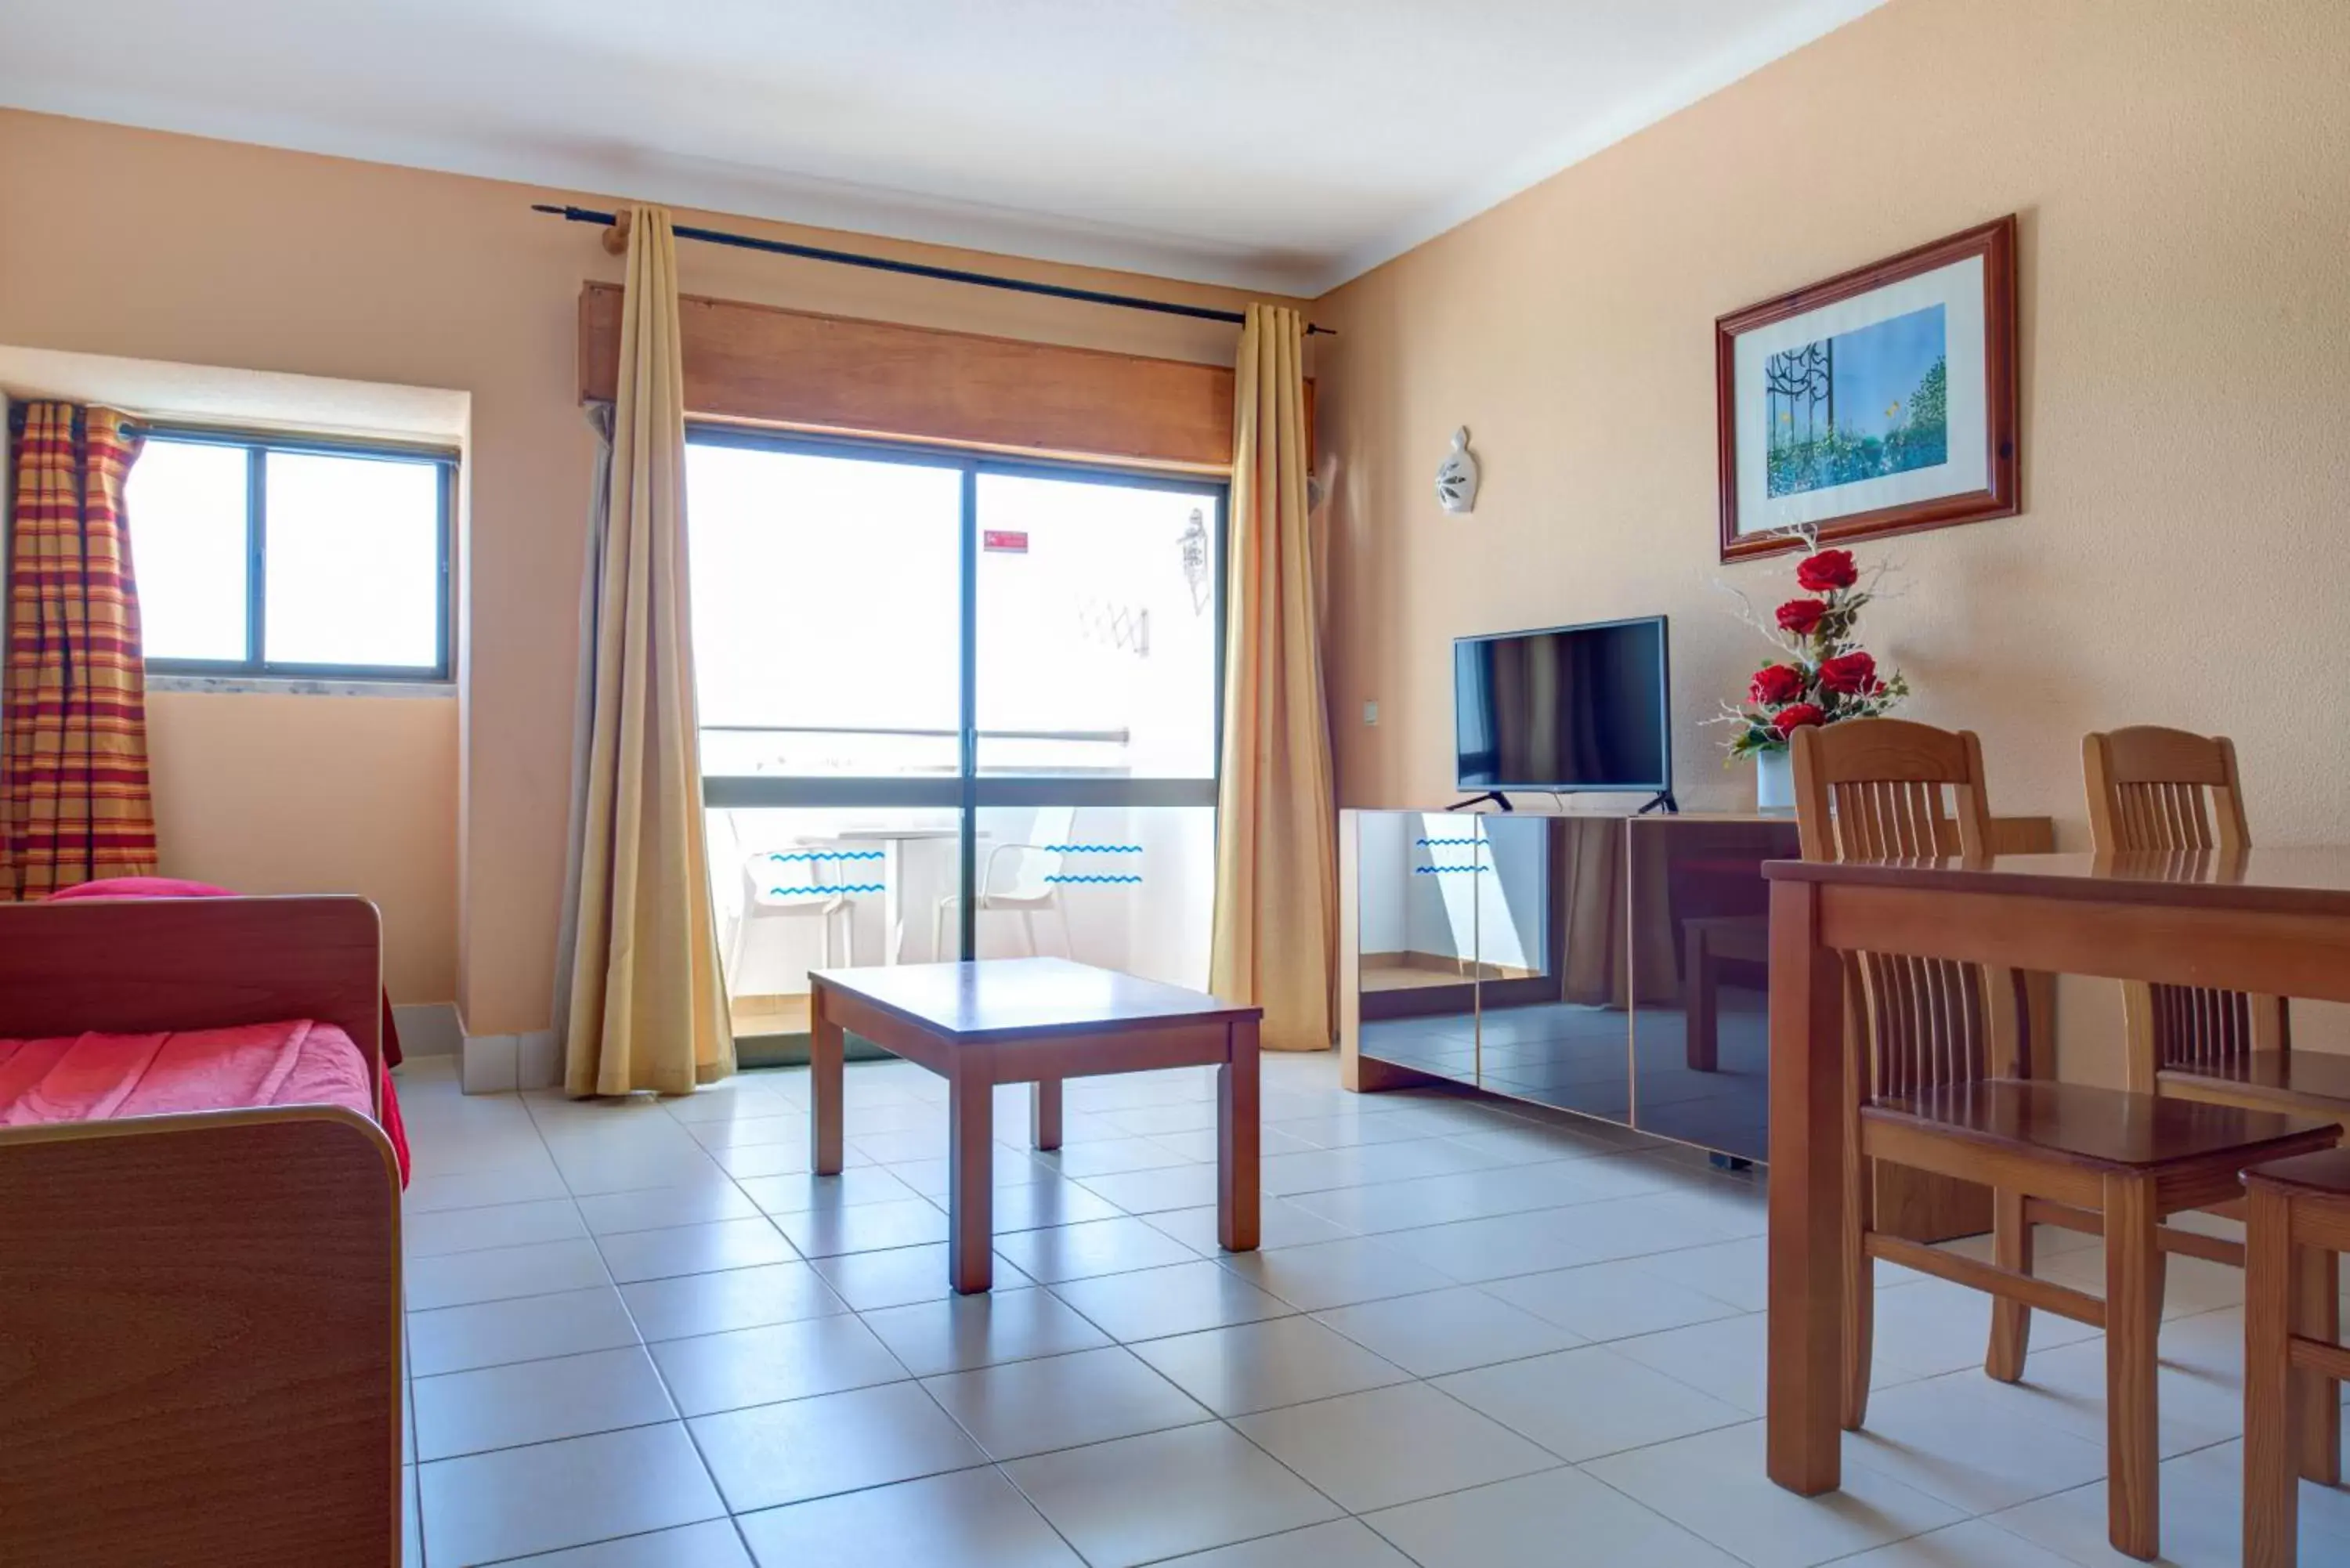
0;895;383;1082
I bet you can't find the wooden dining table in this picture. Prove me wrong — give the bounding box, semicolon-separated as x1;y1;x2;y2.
1762;848;2350;1497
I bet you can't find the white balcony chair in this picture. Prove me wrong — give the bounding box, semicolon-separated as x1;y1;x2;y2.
728;847;859;986
933;804;1078;961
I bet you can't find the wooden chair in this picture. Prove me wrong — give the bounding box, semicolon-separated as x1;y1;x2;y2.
2244;1150;2350;1568
2084;727;2350;1118
1793;717;2339;1560
2084;724;2343;1494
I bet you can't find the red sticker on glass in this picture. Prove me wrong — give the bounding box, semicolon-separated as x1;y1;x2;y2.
983;529;1029;553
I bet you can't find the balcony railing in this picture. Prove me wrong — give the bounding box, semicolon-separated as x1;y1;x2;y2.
700;722;1137;779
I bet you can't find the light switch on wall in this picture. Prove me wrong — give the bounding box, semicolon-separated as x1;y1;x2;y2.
1362;699;1379;726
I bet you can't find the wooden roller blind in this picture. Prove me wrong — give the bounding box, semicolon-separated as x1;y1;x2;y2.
577;284;1254;469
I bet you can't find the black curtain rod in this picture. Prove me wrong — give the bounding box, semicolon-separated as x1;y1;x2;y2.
531;204;1332;335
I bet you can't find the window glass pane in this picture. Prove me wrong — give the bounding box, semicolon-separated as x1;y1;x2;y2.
688;443;963;778
263;452;443;670
125;439;249;662
974;475;1219;779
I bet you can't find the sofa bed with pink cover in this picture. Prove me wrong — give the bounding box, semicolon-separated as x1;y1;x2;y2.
0;894;404;1566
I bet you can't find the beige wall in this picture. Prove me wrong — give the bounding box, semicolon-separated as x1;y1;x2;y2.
145;692;459;1001
0;109;1293;1034
1313;0;2350;1068
1320;0;2350;830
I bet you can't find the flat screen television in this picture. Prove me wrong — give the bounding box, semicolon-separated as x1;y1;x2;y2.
1453;615;1672;799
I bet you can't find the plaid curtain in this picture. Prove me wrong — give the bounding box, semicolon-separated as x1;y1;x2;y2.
2;401;157;900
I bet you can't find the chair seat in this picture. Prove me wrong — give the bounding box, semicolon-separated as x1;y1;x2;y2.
2164;1049;2350;1112
2242;1147;2350;1201
1864;1078;2337;1173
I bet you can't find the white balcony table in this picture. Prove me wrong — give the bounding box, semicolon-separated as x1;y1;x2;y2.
826;826;986;963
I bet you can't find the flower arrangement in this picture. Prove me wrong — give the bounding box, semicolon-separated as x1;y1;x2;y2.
1717;530;1909;760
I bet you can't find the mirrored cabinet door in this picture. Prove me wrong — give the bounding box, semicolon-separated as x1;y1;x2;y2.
1470;815;1632;1120
1624;815;1798;1163
1351;811;1482;1082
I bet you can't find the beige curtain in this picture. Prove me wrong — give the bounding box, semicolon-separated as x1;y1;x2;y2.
550;401;615;1056
559;206;735;1095
1210;304;1338;1052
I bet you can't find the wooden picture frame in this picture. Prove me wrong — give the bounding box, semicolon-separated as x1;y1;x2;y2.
1717;215;2019;562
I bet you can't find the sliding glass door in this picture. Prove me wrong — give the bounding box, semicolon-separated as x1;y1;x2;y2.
685;429;1224;1040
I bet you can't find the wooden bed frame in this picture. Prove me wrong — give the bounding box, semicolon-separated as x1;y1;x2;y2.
0;895;403;1567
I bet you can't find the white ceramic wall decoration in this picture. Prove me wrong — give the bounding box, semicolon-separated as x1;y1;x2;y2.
1434;427;1480;514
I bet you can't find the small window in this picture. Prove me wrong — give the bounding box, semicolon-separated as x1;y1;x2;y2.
125;430;454;679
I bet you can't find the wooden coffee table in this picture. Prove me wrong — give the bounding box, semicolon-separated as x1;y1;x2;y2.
808;957;1264;1293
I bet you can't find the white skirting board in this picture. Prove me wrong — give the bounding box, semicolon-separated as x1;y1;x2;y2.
390;1002;462;1057
461;1029;559;1094
519;1031;560;1089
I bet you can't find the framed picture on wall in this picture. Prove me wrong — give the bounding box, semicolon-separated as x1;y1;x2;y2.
1716;215;2019;562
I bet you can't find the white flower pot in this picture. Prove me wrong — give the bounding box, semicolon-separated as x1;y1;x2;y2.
1755;747;1795;812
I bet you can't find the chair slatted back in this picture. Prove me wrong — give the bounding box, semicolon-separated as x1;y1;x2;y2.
2084;726;2247;854
2083;727;2276;1080
1791;719;1999;1099
2148;985;2256;1068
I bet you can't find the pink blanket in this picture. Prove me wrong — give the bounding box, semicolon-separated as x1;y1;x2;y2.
0;1019;376;1129
39;877;411;1185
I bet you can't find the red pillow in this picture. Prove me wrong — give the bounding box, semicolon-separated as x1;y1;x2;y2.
45;876;237;901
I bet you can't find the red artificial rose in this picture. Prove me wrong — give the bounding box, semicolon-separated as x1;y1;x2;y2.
1795;548;1859;592
1772;703;1826;736
1776;598;1828;634
1817;650;1877;695
1748;663;1805;706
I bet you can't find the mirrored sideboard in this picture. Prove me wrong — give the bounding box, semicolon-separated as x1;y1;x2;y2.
1337;807;2055;1234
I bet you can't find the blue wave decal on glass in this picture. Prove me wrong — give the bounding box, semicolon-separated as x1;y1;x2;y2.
1413;865;1488;874
1031;844;1144;854
764;883;886;896
762;850;886;862
1414;836;1483;847
1042;873;1144;884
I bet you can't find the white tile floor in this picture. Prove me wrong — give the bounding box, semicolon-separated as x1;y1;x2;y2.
394;1052;2350;1567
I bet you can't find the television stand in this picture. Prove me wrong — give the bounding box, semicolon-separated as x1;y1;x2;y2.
1445;790;1514;812
1339;804;2059;1241
1636;789;1679;815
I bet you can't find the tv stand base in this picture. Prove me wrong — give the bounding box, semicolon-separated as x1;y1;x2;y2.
1445;791;1513;812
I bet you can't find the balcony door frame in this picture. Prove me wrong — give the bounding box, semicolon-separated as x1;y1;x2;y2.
688;423;1228;960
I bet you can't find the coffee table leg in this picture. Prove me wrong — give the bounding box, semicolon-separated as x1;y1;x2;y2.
1030;1079;1063;1151
810;979;844;1176
950;1053;996;1293
1217;1017;1260;1252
